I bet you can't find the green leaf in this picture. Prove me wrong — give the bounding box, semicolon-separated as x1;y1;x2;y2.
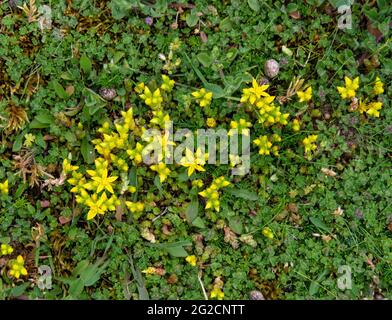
192;217;206;229
10;283;30;297
247;0;260;12
80;54;92;75
185;198;198;223
81;137;95;164
226;188;259;201
35;133;46;149
83;87;107;115
204;83;225;99
309;270;328;296
229;217;244;234
197;52;213;67
166;245;189;257
30;119;50;129
287;3;298;12
219;17;232;32
81;261;109;286
52;80;68;99
183;52;207;85
309;217;331;233
12;132;24;152
14;183;27;198
186;11;199;27
68;279;85;297
150;240;192;249
35;112;54;125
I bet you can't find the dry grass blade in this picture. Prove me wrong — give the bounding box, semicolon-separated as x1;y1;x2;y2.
18;0;39;23
277;76;305;104
13;151;54;187
4;104;29;134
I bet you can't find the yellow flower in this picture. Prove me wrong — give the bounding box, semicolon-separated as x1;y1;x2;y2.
90;169;118;194
228;119;252;136
297;86;312;102
125;201;145;213
9;255;28;279
142;267;157;275
292;119;301;132
140;86;163;108
337;76;360;99
1;243;13;256
257;103;289;126
85;192;109;220
127;142;144;164
128;186;137;193
303;134;318;159
68;172;87;193
210;287;224;300
62;159;79;174
135;82;145;94
192;179;204;188
211;176;231;189
121;108;136;130
98;121;111;134
366;102;382;118
199;187;220;211
0;179;9;195
160;75;175;92
198;177;230;212
241;78;270;105
253;135;273;155
192;88;213;107
23;133;36;147
255;95;275;109
206;118;216;128
180;148;207;177
262;227;274;239
150;162;171;182
185;255;197;266
373;76;384;95
111;154;128;172
150;110;171;129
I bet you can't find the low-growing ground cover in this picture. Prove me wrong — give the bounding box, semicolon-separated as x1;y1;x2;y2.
0;0;391;300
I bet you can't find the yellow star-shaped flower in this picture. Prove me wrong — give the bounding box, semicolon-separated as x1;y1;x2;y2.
90;169;118;194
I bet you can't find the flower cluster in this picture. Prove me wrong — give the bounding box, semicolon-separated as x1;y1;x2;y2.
198;176;231;212
140;87;163;109
291;119;301;132
253;134;281;156
359;101;383;118
240;79;270;104
303;135;318;160
337;76;360;99
0;243;13;256
229;119;252;136
9;255;28;279
337;75;384;118
150;162;171;182
180;148;208;177
296;86;312;102
240;78;290;126
192;88;213;107
373;76;384;95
